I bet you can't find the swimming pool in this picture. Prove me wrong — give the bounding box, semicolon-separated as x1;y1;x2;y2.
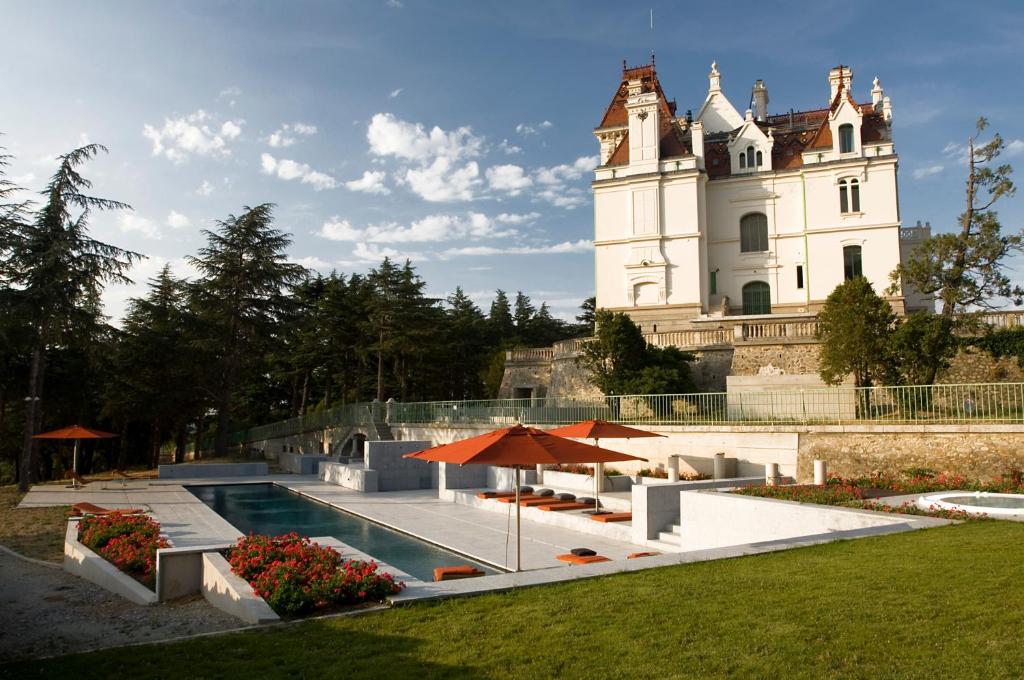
187;483;496;582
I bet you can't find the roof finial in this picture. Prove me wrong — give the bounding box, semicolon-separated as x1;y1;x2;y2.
708;61;721;93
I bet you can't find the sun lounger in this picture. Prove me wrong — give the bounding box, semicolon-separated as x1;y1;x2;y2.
433;565;486;582
627;552;660;559
70;502;144;516
556;554;611;565
537;501;596;512
475;491;518;499
589;512;632;523
518;497;566;507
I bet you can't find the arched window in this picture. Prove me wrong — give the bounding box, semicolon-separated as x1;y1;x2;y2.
839;178;861;213
739;153;746;169
839;124;855;153
742;281;771;315
843;245;863;280
740;213;769;253
746;146;755;168
756;150;763;167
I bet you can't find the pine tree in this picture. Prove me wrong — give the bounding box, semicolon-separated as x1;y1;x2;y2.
444;287;488;399
189;204;305;457
3;145;139;489
512;291;536;337
488;289;515;342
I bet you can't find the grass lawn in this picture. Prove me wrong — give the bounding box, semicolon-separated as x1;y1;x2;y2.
5;520;1024;679
0;485;68;562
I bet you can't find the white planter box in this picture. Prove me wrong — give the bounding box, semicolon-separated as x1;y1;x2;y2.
63;520;158;606
201;552;280;624
541;470;633;493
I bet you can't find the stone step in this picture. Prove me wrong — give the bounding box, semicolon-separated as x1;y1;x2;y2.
657;530;681;545
668;523;682;534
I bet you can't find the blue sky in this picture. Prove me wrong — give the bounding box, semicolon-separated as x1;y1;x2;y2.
2;0;1022;322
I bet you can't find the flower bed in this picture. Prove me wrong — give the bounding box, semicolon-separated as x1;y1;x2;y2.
77;512;170;588
731;469;1024;520
228;533;403;616
547;463;623;476
637;468;709;481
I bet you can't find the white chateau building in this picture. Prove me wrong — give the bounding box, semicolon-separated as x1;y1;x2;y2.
592;59;931;331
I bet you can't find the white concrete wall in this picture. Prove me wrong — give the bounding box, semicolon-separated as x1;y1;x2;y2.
156;543;234;602
678;490;909;551
63;520;158;606
201;552;279;624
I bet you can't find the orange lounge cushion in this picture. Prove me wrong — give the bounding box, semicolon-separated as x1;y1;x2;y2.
496;494;542;503
556;554;611;565
71;503;144;516
519;497;563;507
476;491;517;499
433;565;486;582
538;502;595;512
627;552;660;559
590;512;632;523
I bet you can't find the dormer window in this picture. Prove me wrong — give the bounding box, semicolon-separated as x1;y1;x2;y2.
755;150;763;167
839;124;855;153
739;153;746;169
839;178;861;213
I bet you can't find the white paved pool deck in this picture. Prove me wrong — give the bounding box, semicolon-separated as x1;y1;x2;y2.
19;476;651;571
19;476;956;605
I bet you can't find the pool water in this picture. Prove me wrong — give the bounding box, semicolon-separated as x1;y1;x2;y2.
187;483;495;582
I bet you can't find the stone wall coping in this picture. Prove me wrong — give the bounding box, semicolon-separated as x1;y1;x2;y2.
64;520;158;606
394;422;1024;434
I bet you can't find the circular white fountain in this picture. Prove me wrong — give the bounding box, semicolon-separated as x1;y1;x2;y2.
917;491;1024;517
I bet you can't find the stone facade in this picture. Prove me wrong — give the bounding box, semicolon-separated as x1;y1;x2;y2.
729;342;821;377
797;429;1024;482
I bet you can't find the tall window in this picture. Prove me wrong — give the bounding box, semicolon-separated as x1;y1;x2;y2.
796;264;804;290
710;270;717;295
839;124;854;153
839;178;860;213
742;281;771;315
756;150;763;167
746;146;755;168
740;213;769;253
739;153;746;169
843;245;863;280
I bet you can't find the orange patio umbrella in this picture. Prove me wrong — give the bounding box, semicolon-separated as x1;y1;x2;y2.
546;420;665;515
33;425;117;488
404;424;645;571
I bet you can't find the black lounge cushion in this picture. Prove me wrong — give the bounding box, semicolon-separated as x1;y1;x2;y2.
518;485;534;494
570;548;597;557
534;488;554;497
554;492;576;502
577;497;597;506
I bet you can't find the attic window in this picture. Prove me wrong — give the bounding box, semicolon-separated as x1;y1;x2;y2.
839;124;855;153
756;150;763;167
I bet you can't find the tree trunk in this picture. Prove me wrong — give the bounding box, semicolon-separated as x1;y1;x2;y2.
376;325;385;401
18;346;44;492
194;412;205;461
150;422;161;470
174;423;187;465
299;369;310;416
943;135;977;319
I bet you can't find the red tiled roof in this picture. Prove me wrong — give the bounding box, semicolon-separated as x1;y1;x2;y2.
606;133;630;166
597;62;676;130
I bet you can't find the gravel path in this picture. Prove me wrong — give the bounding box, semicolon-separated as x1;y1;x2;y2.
0;550;243;662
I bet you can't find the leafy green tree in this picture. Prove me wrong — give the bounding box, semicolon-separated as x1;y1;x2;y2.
443;287;489;399
578;310;695;396
888;313;957;385
3;145;139;489
817;277;896;388
189;204;305;457
889;118;1021;316
577;296;596;332
512;291;536;336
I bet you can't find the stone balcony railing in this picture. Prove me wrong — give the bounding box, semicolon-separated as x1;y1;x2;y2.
505;310;1024;365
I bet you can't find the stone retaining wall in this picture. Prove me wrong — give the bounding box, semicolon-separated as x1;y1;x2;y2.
797;429;1024;482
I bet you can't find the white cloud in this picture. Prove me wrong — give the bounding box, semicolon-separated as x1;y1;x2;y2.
535;156;598;185
389;88;403;98
318;211;516;244
118;213;162;240
195;180;214;196
218;86;242;99
101;255;199;325
11;172;35;186
515;120;554;136
404;158;481;202
498;139;522;155
494;212;540;225
367;113;483;163
142;110;245;163
486;164;533;195
267;122;318;148
344;170;390;195
353;242;425;263
913;164;945;180
261;153;338;190
166;210;191;229
386;0;403;6
290;256;334;270
439;239;591;258
1006;139;1024;157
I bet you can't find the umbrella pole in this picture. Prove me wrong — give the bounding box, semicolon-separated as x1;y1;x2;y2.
515;466;521;572
593;437;601;514
72;439;80;489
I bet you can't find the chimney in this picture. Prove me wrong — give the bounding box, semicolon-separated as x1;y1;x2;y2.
828;65;853;102
708;61;721;93
752;80;769;121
